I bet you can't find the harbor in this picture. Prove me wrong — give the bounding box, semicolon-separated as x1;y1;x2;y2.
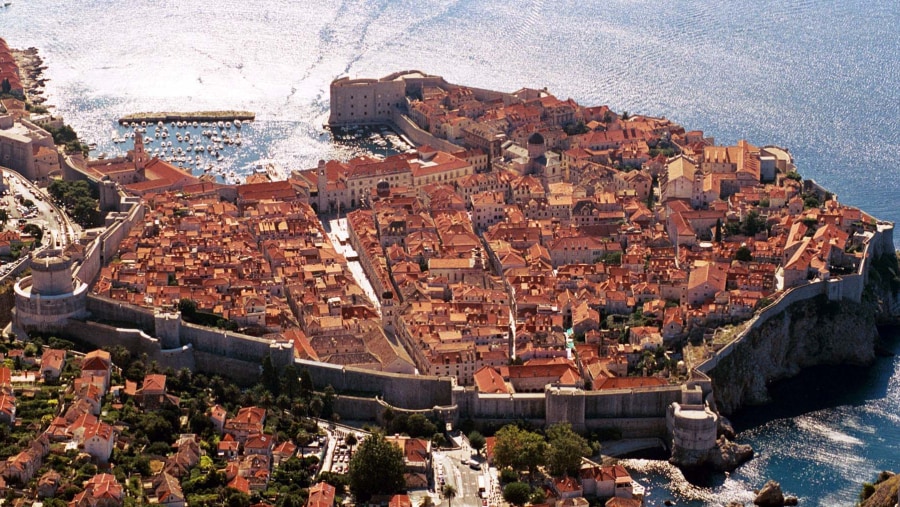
111;118;251;184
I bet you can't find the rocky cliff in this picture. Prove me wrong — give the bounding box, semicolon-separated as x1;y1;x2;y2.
710;294;881;415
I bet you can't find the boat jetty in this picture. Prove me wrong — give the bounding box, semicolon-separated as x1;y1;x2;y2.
118;110;255;125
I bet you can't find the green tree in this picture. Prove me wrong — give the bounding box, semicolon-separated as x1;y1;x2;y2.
177;298;197;317
345;433;358;451
492;425;547;478
260;355;280;395
406;413;437;438
22;223;43;245
740;210;766;237
348;432;406;502
309;396;324;418
530;488;546;504
735;246;753;262
282;364;302;399
467;431;486;454
442;484;457;507
545;423;591;477
502;482;532;507
224;488;251;507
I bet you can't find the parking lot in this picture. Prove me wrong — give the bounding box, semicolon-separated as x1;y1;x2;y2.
0;170;79;275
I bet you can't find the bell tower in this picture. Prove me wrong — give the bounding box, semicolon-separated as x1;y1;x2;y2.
133;131;147;178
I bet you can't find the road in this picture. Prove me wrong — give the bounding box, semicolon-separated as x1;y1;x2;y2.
433;436;505;507
1;169;80;251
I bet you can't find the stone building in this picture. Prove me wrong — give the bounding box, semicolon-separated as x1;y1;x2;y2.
13;249;89;334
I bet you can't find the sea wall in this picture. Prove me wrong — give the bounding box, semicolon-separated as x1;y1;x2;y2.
390;111;463;153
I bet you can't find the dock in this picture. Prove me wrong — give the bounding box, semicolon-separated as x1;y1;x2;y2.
119;110;255;124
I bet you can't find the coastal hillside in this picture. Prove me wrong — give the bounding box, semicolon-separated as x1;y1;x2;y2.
710;251;900;415
861;473;900;507
710;294;879;415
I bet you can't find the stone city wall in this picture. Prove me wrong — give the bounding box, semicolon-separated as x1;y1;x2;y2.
192;350;262;386
86;295;156;331
390;111;462;154
294;359;454;410
583;385;683;419
73;198;145;285
332;395;383;422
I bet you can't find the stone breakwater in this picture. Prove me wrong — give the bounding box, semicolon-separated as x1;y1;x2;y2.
118;111;255;124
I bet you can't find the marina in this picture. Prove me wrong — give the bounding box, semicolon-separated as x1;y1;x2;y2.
329;124;415;158
110;118;252;184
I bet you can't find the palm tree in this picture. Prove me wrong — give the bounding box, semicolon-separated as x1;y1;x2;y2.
442;484;457;507
345;433;358;453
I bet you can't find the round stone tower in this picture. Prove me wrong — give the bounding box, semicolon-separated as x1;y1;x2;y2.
30;250;75;295
14;249;89;334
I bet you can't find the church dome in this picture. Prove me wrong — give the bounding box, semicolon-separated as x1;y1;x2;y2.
527;132;545;145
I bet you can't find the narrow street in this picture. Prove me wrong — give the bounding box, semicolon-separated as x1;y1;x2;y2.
324;217;381;314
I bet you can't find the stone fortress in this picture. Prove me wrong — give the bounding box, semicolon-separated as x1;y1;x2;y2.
6;69;898;465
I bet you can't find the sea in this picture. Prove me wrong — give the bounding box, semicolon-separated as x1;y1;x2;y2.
1;0;898;504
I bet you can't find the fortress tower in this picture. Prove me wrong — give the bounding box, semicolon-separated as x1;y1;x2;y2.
13;249;89;334
154;311;182;349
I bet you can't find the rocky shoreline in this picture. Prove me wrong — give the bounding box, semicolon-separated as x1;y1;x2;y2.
11;47;48;104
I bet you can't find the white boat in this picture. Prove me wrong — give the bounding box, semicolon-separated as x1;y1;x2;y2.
234;120;242;128
217;121;224;128
192;121;199;128
157;121;164;128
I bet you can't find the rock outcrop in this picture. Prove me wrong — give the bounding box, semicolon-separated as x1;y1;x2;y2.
670;436;753;472
710;295;880;415
753;480;785;506
860;471;900;507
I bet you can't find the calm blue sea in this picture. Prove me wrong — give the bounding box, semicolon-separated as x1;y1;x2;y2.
2;0;898;503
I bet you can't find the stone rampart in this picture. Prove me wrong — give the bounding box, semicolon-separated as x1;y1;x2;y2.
390;111;462;153
193;350;261;385
332;395;382;421
294;359;453;410
583;386;683;419
73;199;145;285
181;322;272;361
86;295;156;331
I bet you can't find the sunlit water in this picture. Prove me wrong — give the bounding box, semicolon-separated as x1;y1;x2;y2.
624;327;900;506
2;0;899;502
